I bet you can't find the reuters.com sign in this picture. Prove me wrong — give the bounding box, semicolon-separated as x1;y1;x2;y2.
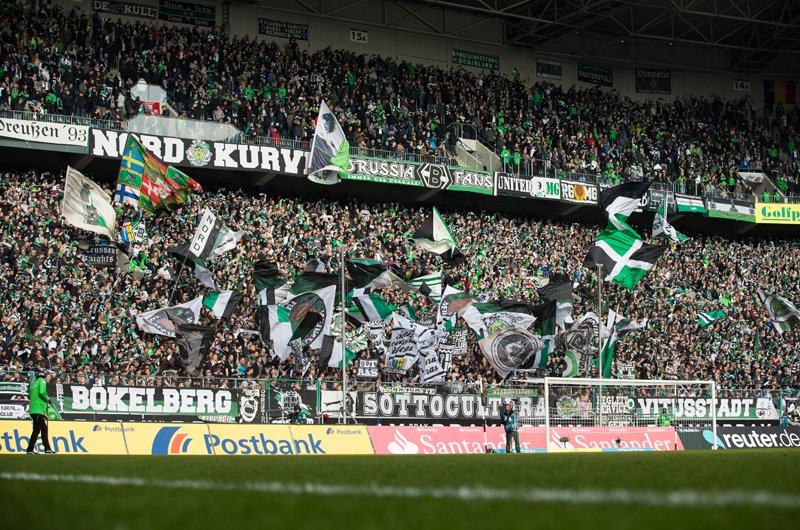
755;202;800;224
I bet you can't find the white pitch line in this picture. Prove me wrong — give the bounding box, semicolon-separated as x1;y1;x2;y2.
1;472;799;509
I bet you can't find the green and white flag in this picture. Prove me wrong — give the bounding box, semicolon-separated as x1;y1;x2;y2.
698;310;725;328
412;207;465;265
653;198;688;243
307;101;350;185
461;302;536;340
584;229;667;290
600;317;648;378
267;285;336;360
758;289;800;335
408;271;443;302
352;289;394;322
61;166;117;238
203;290;243;320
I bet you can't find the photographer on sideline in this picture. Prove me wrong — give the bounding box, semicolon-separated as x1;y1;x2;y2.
500;403;520;454
26;372;55;454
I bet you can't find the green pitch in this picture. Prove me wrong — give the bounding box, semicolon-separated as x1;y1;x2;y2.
1;451;798;529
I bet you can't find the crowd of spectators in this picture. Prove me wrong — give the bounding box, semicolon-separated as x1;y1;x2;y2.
0;169;798;393
1;4;799;197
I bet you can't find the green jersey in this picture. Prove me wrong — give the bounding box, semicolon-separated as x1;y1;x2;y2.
29;377;49;416
500;410;518;432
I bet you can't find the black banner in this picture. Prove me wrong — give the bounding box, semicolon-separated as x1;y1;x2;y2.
494;172;561;200
91;129;307;175
635;68;671;94
48;384;268;423
257;18;309;41
92;0;157;19
356;388;542;425
268;381;317;422
83;245;117;267
158;0;215;27
679;426;800;450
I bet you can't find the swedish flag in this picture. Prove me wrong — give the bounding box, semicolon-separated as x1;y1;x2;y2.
121;146;145;173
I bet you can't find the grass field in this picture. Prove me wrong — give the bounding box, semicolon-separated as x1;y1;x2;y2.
1;451;798;529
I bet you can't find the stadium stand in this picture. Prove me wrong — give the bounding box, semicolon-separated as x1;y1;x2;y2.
1;4;798;197
0;3;798;393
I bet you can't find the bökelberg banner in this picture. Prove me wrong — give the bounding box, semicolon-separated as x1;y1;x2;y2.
48;384;269;424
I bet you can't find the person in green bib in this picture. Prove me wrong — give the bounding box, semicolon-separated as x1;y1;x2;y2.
657;407;672;427
500;403;520;453
26;372;55;454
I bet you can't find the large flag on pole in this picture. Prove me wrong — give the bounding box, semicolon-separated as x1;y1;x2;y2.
537;282;574;330
412;207;465;265
203;290;243;320
599;181;650;233
189;209;244;262
478;325;543;379
307;101;350;185
61;167;117;238
600;317;648;377
175;323;214;371
135;296;203;337
758;289;800;335
653;197;688;243
254;261;288;306
407;271;443;302
584;229;666;290
460;302;536;339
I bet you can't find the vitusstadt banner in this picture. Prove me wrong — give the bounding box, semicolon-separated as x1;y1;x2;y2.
578;63;613;87
635;68;671;94
92;0;157;19
91;129;307;174
158;0;215;27
560;180;598;204
344;157;494;195
755;203;800;225
0;117;89;147
494;172;560;200
257;18;309;40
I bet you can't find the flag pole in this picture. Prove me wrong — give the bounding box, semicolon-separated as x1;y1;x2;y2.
597;263;603;427
340;244;348;425
596;263;603;378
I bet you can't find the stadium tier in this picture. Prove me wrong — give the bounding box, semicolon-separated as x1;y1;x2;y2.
0;3;798;399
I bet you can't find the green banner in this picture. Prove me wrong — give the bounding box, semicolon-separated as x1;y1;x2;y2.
452;49;499;71
343;156;494;195
578;62;613;87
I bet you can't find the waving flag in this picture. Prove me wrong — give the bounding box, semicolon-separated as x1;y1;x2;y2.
653;198;688;243
307;101;349;185
413;207;466;265
61;167;116;238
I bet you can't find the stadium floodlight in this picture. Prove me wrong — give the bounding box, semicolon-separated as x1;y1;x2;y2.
527;378;718;452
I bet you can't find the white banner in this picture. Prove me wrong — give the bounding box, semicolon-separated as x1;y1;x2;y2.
0;117;89;147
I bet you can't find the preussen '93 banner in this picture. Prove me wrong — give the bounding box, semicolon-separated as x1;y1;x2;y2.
0;117;89;147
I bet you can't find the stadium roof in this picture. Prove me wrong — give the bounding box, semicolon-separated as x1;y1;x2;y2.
253;0;800;75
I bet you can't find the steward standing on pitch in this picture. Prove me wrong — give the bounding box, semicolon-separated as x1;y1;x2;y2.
500;403;520;453
26;372;55;454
